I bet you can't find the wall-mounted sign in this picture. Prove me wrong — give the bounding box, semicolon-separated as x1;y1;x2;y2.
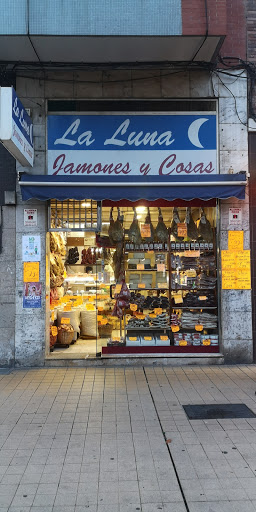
0;87;33;166
22;235;41;262
23;262;39;282
229;208;242;226
221;250;251;290
228;230;244;251
23;282;42;308
24;208;37;226
47;113;217;177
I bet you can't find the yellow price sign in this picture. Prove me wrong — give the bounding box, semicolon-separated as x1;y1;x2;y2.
160;336;168;341
138;283;146;289
195;324;203;331
51;312;54;321
97;315;103;321
51;326;58;336
179;340;187;346
149;313;156;318
61;317;70;324
86;304;95;311
202;339;211;346
129;337;137;341
137;263;144;270
154;308;162;315
130;304;137;311
171;325;180;332
23;262;39;282
112;336;120;342
144;337;152;341
100;319;108;325
199;296;207;301
228;230;244;251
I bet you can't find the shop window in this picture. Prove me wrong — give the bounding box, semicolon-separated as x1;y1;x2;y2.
48;203;219;358
49;199;101;232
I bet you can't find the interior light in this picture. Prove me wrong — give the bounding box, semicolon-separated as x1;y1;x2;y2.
136;206;147;214
81;202;91;207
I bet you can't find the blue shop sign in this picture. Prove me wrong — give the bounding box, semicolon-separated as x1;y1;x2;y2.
47;113;217;177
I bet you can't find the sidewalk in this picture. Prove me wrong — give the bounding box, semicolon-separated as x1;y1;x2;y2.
0;365;255;512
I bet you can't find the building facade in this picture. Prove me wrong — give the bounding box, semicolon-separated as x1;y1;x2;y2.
0;0;254;367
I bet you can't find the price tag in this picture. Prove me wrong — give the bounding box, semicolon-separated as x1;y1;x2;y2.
138;283;146;288
195;324;203;331
202;339;211;346
136;314;145;320
130;304;137;311
149;313;157;318
51;326;58;336
174;296;183;304
115;284;122;294
199;296;207;301
160;336;168;341
137;263;145;270
186;269;197;277
154;308;162;315
129;337;137;341
177;223;187;237
51;312;55;321
64;305;72;311
144;337;152;341
157;264;165;272
86;304;95;311
98;306;104;312
171;325;180;332
179;340;187;346
100;319;108;325
97;315;103;321
61;317;70;324
141;224;152;238
112;336;120;342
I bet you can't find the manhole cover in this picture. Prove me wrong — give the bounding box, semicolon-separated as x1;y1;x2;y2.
183;404;256;420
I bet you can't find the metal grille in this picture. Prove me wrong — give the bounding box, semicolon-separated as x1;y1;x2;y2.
49;199;101;232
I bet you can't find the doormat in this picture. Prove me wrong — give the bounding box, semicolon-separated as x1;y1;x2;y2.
183;404;256;420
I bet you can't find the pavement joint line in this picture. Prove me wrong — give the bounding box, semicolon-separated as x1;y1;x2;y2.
142;366;190;512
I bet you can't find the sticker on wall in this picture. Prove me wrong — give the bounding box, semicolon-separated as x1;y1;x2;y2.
23;282;42;308
22;235;41;262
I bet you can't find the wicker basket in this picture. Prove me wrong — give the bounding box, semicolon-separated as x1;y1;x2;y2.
58;325;74;345
98;323;113;338
50;333;57;349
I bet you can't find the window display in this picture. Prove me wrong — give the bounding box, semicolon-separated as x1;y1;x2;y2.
48;202;219;357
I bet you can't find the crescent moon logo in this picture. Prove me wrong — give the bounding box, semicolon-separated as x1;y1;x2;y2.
188;118;209;148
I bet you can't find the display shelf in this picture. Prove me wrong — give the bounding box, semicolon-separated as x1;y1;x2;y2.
129;287;169;291
126;327;170;331
127;268;168;272
125;251;169;254
172;306;217;310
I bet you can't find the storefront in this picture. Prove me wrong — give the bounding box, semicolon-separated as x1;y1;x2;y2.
19;109;247;361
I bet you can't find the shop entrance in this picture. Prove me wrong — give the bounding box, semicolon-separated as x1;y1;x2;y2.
47;200;219;359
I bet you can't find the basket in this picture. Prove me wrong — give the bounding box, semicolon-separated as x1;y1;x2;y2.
50;333;57;348
98;323;113;338
58;324;74;345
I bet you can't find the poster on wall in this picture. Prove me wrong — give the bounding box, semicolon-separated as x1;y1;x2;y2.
23;282;42;308
229;208;242;226
22;235;41;262
47;113;217;177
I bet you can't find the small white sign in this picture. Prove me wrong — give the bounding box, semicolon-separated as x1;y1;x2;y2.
24;209;37;227
0;87;33;167
229;207;242;226
22;235;41;262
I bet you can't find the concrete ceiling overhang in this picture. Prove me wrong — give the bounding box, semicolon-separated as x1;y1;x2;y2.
0;35;224;64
